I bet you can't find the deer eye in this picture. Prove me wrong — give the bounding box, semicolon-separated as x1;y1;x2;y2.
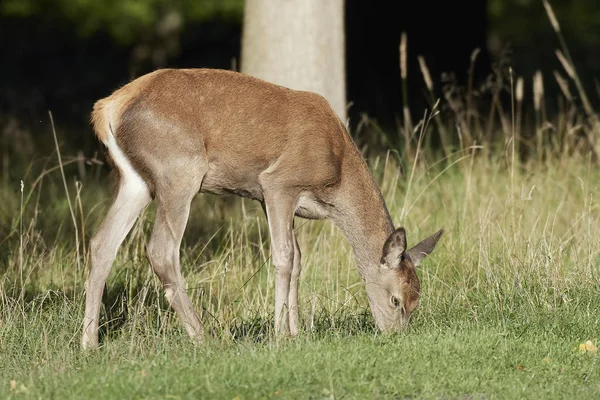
391;296;400;308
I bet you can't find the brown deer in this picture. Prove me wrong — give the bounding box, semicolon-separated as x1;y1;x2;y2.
82;68;443;350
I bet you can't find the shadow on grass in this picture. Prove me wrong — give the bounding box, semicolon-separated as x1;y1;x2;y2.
96;279;379;346
220;308;378;344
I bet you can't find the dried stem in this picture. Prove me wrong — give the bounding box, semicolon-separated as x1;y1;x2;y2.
49;111;81;271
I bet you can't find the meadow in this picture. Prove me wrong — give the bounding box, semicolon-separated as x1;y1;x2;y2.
1;6;599;398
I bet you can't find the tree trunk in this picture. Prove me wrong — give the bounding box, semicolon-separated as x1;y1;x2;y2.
241;0;347;123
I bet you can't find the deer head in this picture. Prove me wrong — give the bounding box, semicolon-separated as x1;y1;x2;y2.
365;227;444;331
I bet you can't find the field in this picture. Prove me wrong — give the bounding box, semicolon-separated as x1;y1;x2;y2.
2;12;600;398
2;122;600;398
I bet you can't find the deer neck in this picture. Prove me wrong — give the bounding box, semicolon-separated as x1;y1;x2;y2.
331;153;395;282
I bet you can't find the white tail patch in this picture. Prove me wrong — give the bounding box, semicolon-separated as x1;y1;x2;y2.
105;129;148;196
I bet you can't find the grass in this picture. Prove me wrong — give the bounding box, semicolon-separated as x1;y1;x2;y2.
1;3;600;398
2;149;600;399
1;307;598;399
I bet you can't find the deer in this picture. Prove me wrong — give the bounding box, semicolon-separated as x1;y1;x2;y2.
81;67;444;350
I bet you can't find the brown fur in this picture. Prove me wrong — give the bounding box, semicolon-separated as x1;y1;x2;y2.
90;71;159;144
94;69;349;201
398;259;420;313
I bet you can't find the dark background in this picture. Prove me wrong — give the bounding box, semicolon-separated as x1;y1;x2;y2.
1;0;599;171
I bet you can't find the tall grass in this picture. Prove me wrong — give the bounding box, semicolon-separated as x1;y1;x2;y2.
2;0;599;338
2;141;599;343
2;62;599;342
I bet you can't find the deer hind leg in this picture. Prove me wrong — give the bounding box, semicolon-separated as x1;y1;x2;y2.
262;190;298;336
82;174;151;350
146;185;203;343
288;233;302;336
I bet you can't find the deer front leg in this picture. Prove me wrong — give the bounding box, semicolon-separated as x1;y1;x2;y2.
288;235;302;336
263;192;296;336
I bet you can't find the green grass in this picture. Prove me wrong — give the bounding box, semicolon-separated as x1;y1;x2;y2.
2;148;600;399
1;305;599;399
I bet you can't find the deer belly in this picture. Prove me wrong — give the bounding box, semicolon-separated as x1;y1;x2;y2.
201;161;264;201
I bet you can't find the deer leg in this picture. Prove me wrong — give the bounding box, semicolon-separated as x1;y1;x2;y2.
82;181;151;350
146;189;203;342
263;192;297;336
288;233;302;336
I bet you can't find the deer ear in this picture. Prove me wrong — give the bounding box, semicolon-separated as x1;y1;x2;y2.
404;228;444;267
381;227;407;269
